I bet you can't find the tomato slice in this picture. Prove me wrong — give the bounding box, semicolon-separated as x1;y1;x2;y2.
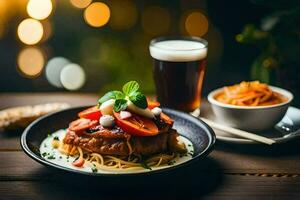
78;106;102;121
160;112;174;126
113;112;159;136
147;98;160;109
69;118;98;132
72;158;85;167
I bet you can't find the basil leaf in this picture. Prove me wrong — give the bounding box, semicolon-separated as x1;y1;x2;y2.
129;91;148;109
114;99;128;112
122;81;139;96
98;91;124;104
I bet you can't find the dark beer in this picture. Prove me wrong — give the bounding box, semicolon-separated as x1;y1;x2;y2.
150;37;207;112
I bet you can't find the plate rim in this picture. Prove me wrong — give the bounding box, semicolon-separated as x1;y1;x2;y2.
21;106;216;176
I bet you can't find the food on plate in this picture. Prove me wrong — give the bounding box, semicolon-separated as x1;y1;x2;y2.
40;81;193;173
0;103;70;130
214;81;288;106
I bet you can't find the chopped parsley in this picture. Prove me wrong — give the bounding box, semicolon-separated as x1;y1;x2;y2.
92;167;98;173
53;136;59;141
47;155;55;159
168;160;176;166
42;152;48;157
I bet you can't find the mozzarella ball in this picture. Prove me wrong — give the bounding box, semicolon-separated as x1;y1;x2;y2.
99;115;115;127
120;110;132;119
151;107;162;116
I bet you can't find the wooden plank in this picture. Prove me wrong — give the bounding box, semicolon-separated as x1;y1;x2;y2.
0;130;21;151
0;175;299;200
1;151;300;181
210;149;300;174
0;93;99;109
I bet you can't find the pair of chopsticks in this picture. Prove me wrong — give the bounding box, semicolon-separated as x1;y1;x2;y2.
200;117;276;145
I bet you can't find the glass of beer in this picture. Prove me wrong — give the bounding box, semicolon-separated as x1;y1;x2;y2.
149;36;207;114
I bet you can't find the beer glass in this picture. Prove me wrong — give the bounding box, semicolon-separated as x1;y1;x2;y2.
149;36;207;114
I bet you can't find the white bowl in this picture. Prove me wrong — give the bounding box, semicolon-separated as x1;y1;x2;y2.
207;86;293;131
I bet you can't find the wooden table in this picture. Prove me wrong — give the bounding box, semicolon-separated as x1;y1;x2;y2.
1;93;300;200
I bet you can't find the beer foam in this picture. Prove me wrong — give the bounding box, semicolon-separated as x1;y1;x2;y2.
150;40;207;62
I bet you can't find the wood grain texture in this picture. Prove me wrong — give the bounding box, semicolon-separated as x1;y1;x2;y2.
1;150;300;182
0;93;99;110
0;176;299;200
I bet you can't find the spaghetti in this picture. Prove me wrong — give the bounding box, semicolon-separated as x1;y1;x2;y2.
215;81;287;106
55;139;177;171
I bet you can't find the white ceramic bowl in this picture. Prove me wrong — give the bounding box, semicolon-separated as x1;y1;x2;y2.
207;86;293;131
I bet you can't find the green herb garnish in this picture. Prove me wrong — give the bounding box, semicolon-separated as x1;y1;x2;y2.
47;155;55;159
92;167;98;173
42;152;47;157
53;136;59;141
114;99;128;112
98;81;148;112
98;91;124;104
168;160;176;166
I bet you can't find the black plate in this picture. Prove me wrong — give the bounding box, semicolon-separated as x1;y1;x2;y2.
21;106;215;177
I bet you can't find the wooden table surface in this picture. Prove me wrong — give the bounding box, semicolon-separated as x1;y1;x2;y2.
1;93;300;200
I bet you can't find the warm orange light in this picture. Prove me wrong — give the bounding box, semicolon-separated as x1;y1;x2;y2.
70;0;92;9
84;2;110;28
17;18;44;45
17;47;45;78
141;6;171;35
27;0;52;20
185;12;209;37
109;0;137;30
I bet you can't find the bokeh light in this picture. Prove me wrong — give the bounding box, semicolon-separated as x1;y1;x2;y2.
17;47;45;78
27;0;53;20
84;2;110;28
70;0;92;9
141;6;171;35
60;63;86;90
45;57;70;88
184;11;209;37
41;20;53;42
17;18;44;45
109;0;137;30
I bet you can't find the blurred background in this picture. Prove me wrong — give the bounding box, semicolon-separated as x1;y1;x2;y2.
0;0;299;106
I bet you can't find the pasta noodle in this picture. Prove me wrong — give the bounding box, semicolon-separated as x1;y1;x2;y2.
56;140;177;171
215;81;287;106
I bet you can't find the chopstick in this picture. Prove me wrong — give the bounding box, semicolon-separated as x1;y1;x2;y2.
200;117;276;145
